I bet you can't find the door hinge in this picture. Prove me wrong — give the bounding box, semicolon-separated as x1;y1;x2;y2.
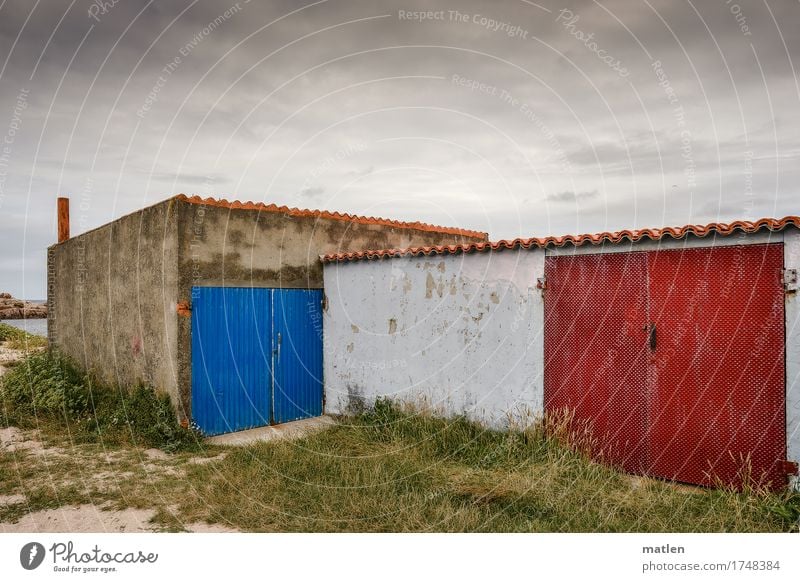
779;460;799;475
322;294;329;311
782;269;798;293
176;300;191;317
536;276;547;291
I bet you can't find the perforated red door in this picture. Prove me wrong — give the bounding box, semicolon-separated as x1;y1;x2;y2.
544;244;787;489
646;244;786;488
544;252;649;474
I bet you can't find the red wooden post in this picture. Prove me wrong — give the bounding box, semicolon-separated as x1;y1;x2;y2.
57;197;70;243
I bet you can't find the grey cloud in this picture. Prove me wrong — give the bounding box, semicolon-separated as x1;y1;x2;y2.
1;0;799;297
545;189;600;203
300;186;325;198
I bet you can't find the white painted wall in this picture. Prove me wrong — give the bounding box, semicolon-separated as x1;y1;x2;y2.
783;229;800;487
323;249;545;428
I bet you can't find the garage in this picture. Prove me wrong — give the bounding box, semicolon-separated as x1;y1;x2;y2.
322;216;800;490
48;194;487;435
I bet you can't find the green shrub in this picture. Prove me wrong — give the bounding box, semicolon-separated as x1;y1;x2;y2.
0;322;48;350
0;322;23;341
112;384;197;452
1;350;200;452
0;351;87;417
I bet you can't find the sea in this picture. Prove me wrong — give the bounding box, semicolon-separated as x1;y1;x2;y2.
2;300;47;337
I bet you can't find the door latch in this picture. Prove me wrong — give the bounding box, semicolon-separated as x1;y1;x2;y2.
644;322;657;351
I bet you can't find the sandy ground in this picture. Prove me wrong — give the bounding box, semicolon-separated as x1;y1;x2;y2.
1;505;161;533
0;384;239;533
0;424;239;532
0;342;25;367
0;505;237;533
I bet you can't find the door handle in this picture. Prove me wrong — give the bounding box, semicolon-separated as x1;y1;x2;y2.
275;332;282;360
649;323;657;351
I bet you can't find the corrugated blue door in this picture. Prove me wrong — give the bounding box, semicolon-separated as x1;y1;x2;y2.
191;287;323;434
273;289;324;424
191;287;272;436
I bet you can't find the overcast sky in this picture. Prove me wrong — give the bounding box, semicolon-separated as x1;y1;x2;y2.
0;0;798;298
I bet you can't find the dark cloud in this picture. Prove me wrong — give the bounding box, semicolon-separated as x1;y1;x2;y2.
1;0;799;297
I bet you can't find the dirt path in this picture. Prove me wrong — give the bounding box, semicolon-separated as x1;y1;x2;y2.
0;505;236;533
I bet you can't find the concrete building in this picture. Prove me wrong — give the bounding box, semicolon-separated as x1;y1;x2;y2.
47;194;487;434
322;217;800;489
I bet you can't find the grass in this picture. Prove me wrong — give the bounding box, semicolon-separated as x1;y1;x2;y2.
0;322;47;351
1;350;798;532
166;401;799;532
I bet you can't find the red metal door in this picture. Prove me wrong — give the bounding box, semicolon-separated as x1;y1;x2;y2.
544;252;649;474
646;244;786;488
544;244;786;489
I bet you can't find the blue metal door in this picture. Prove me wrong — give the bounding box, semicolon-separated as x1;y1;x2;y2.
191;287;323;435
273;289;324;424
191;287;272;436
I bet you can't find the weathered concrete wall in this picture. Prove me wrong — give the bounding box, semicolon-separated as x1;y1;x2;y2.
784;228;800;488
323;249;545;428
174;198;486;422
47;199;180;404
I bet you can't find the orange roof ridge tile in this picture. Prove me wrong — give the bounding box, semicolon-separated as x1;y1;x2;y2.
173;194;487;240
321;216;800;263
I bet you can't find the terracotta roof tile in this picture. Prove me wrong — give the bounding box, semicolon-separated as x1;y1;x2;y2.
174;194;487;240
321;216;800;263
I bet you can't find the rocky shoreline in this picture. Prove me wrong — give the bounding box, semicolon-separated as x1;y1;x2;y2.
0;293;47;319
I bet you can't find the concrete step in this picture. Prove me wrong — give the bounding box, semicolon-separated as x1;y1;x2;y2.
205;415;336;447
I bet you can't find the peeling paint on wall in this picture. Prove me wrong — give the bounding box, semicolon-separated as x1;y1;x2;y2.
323;250;546;428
